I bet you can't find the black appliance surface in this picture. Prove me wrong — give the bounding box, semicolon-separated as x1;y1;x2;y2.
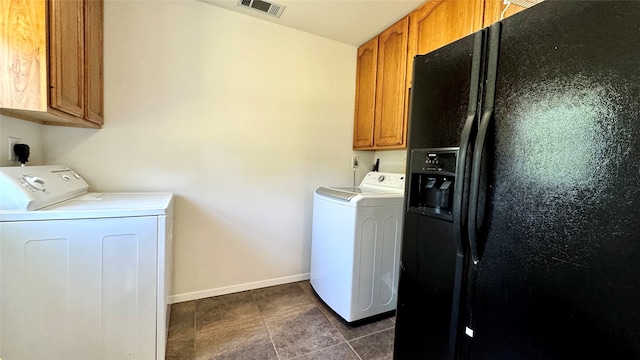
394;31;483;360
394;2;640;359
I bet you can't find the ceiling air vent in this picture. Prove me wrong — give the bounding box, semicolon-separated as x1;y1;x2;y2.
238;0;286;18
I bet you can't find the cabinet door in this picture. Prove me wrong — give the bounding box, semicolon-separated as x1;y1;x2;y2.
482;0;526;27
49;0;85;118
353;37;378;149
0;0;48;111
84;0;103;124
373;17;408;148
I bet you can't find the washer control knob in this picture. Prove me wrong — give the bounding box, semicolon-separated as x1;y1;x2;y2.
378;175;386;182
24;175;46;191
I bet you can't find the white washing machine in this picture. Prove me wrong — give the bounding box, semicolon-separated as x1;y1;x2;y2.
310;171;405;322
0;165;173;360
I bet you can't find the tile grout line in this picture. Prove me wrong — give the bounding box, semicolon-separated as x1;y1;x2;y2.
346;341;365;360
347;324;396;342
264;310;283;360
300;281;394;360
297;281;358;359
191;302;197;360
251;287;283;360
168;282;394;360
321;298;364;360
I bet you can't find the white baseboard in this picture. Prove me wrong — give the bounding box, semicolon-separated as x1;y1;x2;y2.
169;273;310;304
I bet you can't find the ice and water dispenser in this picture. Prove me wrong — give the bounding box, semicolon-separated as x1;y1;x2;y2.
407;148;458;221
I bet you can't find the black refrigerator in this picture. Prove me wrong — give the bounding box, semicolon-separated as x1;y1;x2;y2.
394;1;640;359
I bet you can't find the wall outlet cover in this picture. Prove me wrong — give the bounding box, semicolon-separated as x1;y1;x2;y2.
8;136;22;161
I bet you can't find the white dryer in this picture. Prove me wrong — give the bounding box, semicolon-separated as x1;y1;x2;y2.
310;171;405;322
0;165;173;360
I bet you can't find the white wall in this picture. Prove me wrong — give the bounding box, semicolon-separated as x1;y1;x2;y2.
0;115;44;167
373;149;407;173
41;0;365;302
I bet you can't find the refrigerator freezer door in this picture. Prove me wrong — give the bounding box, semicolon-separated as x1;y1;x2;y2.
464;2;640;358
405;32;481;150
394;31;484;360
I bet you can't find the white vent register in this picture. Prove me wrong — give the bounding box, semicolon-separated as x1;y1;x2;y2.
238;0;285;18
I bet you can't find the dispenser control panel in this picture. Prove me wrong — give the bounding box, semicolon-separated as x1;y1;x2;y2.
411;148;457;175
408;148;459;221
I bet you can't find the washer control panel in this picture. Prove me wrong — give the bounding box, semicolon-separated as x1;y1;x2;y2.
0;165;89;211
360;172;406;191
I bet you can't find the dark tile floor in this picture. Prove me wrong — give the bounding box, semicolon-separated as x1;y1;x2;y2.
166;281;396;360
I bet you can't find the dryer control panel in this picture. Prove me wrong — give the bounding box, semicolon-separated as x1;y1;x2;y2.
0;165;89;211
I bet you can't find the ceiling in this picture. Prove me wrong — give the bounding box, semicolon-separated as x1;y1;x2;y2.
198;0;427;46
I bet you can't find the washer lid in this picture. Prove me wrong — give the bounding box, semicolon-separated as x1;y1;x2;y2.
0;192;173;222
314;172;405;202
315;187;359;201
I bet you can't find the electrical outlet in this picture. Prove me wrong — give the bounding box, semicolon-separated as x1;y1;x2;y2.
352;155;359;168
8;136;22;161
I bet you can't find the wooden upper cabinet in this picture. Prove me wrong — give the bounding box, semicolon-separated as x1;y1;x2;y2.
353;17;408;150
350;0;536;150
373;17;409;149
482;0;527;27
0;0;103;128
353;37;378;149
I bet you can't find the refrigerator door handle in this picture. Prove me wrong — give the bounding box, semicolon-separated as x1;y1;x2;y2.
468;23;501;264
452;30;485;257
468;108;492;264
448;31;485;359
452;113;476;255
